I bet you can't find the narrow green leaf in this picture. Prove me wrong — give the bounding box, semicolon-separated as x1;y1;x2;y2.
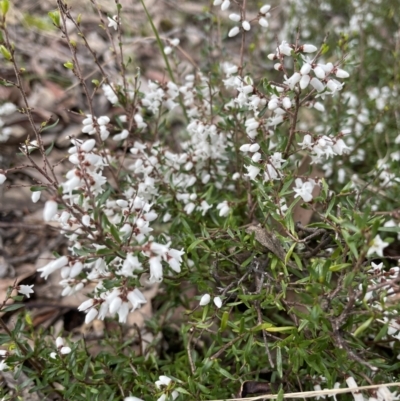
2;303;24;312
276;346;282;379
353;317;373;337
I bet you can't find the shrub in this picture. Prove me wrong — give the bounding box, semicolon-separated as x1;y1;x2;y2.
0;0;400;400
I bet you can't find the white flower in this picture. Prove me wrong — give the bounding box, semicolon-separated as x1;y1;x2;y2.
127;289;147;311
18;284;34;298
216;201;230;217
310;77;325;92
228;26;240;37
125;397;144;401
377;386;399;401
284;72;301;89
293;178;315;202
335;68;350;78
199;293;211;306
149;256;163;283
346;376;358;389
0;173;6;185
298;134;313;150
278;40;292;56
43;200;58;221
300;74;311;89
85;306;99;324
37;256;69;279
313;66;326;79
156;375;172;388
108;15;118;30
213;296;222;308
367;235;389;257
109;296;122;314
244;165;261;181
0;360;8;371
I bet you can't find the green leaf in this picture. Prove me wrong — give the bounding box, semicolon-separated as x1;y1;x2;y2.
285;242;296;266
216;366;235;380
2;303;24;312
45;141;55;156
329;263;352;272
0;45;11;61
219;311;229;332
41;118;60;132
109;224;122;244
276;346;282;379
277;386;284;401
64;61;74;69
353;317;373;337
187;239;205;253
48;10;60;27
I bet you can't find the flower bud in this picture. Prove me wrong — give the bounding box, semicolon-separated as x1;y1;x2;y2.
228;26;240;37
242;20;251;31
229;13;240;21
200;294;211;306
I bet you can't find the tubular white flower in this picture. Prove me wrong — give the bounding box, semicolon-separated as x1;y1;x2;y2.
127;289;147;310
300;74;311;89
109;296;123;314
81;139;96;152
300;63;312;75
37;256;69;279
335;68;350;78
85;307;98;324
43;200;58;221
0;174;6;185
285;72;301;89
117;302;130;323
149;256;163;283
310;77;325;92
313;66;326;79
244;165;261;181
